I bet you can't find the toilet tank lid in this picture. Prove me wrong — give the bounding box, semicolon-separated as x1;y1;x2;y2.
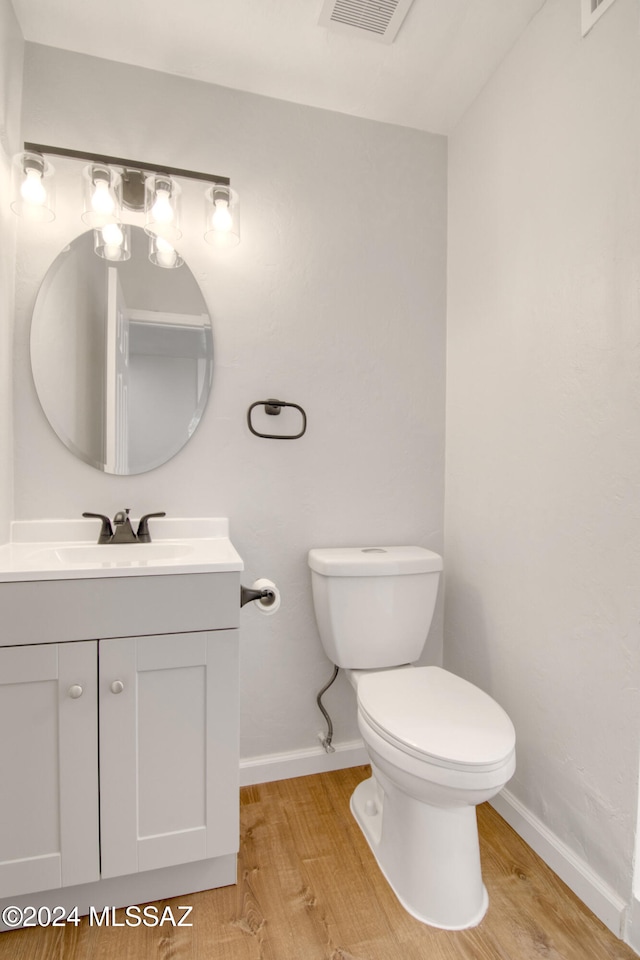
307;546;443;577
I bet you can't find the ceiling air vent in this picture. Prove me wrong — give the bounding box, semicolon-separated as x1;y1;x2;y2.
318;0;416;44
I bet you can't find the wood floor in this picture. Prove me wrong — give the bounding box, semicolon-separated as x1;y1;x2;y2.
0;765;636;960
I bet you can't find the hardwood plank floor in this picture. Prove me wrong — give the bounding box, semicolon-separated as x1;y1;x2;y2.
0;765;636;959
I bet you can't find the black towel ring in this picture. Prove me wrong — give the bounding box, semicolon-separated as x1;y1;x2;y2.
247;399;307;440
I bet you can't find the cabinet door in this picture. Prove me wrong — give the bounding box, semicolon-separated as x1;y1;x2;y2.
0;641;100;898
99;630;239;878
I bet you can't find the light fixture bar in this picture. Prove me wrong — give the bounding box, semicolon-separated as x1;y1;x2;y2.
23;142;230;187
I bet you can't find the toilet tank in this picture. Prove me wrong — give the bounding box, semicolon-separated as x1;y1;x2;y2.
308;546;443;669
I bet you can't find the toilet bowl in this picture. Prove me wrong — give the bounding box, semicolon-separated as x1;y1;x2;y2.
349;665;515;929
307;545;516;929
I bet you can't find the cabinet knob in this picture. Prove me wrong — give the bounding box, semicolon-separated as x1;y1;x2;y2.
110;680;125;695
68;684;83;699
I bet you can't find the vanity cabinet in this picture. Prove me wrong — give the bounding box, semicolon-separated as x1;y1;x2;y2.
100;629;238;879
0;521;243;922
0;627;239;903
0;641;100;898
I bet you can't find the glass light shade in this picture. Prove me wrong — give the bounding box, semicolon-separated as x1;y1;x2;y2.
148;234;184;270
93;223;131;262
144;175;182;242
81;164;123;227
204;184;240;247
10;152;55;221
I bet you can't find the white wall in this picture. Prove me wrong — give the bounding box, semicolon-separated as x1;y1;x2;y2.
0;0;23;541
15;44;447;761
446;0;640;915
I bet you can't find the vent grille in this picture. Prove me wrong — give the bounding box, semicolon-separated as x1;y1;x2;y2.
318;0;416;44
330;0;399;36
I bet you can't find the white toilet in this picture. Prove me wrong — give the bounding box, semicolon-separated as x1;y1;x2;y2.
307;545;516;930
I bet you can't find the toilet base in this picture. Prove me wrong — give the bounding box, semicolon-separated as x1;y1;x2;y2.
350;774;489;930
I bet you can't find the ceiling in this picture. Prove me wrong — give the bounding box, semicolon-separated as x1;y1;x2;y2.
11;0;547;134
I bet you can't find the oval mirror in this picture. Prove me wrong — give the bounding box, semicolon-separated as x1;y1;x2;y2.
30;226;213;475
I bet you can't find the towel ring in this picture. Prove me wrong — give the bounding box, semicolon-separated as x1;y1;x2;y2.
247;399;307;440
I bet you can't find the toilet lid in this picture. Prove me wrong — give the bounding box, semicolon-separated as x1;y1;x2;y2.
357;666;515;767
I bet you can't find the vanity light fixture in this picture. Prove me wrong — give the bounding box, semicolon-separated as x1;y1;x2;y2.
10;150;56;222
10;142;239;266
94;223;131;263
204;184;240;248
80;163;130;261
81;164;123;227
145;174;182;243
148;234;183;270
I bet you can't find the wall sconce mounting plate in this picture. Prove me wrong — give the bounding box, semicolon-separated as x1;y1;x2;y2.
122;169;146;211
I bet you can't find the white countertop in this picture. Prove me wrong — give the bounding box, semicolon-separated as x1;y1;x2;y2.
0;518;244;582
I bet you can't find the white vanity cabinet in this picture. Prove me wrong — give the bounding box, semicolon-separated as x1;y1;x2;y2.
99;629;238;879
0;640;100;898
0;536;243;922
0;627;239;904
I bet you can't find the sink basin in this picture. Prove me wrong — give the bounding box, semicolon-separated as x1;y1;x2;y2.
46;542;194;566
0;518;243;581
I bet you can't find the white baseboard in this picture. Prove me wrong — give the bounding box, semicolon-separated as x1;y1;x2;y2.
624;895;640;954
491;789;629;943
240;738;368;786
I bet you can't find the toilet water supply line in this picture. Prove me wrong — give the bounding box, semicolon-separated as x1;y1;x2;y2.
316;665;339;753
241;583;338;752
241;581;338;752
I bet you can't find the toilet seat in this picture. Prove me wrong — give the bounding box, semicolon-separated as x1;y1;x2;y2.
357;666;515;773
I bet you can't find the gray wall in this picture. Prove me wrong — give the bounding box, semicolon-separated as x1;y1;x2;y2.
14;43;448;760
446;0;640;906
0;0;23;540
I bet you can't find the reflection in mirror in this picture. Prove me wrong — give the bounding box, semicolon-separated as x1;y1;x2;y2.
30;226;213;475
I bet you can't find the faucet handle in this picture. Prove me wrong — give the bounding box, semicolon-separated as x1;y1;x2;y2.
82;512;114;544
136;512;166;543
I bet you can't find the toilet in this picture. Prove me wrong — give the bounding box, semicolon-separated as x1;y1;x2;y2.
307;545;515;930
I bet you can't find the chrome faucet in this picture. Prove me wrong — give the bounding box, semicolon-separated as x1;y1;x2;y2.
83;510;166;544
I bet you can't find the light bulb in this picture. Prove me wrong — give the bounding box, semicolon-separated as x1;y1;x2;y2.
212;198;232;232
154;236;178;268
94;224;129;262
91;179;115;216
102;223;124;260
151;188;174;224
102;223;124;246
20;168;47;206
